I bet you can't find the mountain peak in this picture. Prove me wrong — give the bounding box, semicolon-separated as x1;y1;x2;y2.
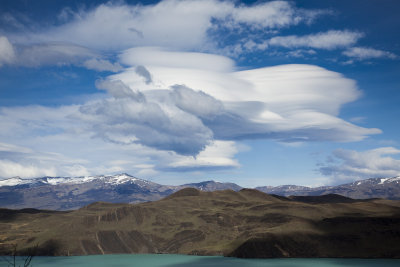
104;173;139;184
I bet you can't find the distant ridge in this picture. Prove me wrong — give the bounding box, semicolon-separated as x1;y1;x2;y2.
256;176;400;200
0;174;399;210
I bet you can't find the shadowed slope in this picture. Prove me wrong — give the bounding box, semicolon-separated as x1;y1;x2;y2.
288;194;360;203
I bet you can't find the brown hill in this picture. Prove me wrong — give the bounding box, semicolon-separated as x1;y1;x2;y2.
1;189;400;258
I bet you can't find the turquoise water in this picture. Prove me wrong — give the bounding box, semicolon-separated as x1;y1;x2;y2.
4;254;400;267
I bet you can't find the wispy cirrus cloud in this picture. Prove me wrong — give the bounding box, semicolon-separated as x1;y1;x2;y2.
212;30;365;56
268;30;364;50
343;46;397;61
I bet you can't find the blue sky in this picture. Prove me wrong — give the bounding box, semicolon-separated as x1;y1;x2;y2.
0;0;400;187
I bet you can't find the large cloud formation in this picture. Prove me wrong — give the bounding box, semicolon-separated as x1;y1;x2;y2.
0;47;382;178
0;0;391;180
87;48;379;155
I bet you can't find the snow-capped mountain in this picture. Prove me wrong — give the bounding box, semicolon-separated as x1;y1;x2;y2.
0;174;399;210
0;173;144;187
256;176;400;200
0;174;242;210
349;176;400;186
0;173;177;210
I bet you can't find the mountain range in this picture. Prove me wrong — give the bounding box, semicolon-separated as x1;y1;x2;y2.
0;173;399;210
1;188;399;258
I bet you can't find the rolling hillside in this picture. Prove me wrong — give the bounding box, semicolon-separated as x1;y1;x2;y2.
1;188;399;258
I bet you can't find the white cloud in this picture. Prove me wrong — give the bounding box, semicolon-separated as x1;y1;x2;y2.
62;164;90;177
162;140;239;171
0;134;95;179
0;105;80;138
0;159;56;178
343;47;397;60
0;40;123;71
0;36;15;66
83;58;123;72
6;42;96;68
243;40;269;52
319;147;400;182
0;142;33;154
0;13;29;31
268;30;364;50
9;0;326;53
349;116;366;123
120;47;235;72
285;49;316;58
0;140;91;180
95;79;144;100
229;1;325;29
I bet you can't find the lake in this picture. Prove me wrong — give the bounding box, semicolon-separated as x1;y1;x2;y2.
6;254;400;267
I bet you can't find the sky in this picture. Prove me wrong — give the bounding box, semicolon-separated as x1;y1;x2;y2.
0;0;400;187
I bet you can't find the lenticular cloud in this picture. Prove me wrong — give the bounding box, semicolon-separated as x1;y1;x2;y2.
76;48;381;155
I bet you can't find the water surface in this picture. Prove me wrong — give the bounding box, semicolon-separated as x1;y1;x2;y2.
6;254;400;267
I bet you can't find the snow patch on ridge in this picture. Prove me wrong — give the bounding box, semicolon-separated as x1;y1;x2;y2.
0;173;142;187
379;176;400;185
0;177;31;186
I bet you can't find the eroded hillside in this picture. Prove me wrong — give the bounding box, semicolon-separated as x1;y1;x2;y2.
1;188;400;258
